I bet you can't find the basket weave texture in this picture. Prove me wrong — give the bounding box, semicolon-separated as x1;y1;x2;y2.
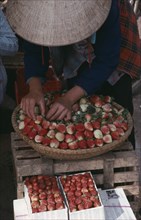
12;103;133;161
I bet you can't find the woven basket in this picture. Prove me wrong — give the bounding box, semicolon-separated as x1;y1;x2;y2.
12;103;133;161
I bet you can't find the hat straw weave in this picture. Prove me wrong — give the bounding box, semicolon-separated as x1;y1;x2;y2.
6;0;111;46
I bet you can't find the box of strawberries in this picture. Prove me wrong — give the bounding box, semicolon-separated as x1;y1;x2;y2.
59;172;105;220
24;175;68;220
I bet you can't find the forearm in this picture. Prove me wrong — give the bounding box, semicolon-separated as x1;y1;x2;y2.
63;85;85;105
28;77;43;93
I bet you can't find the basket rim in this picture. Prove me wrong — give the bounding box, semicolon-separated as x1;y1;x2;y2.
12;102;133;160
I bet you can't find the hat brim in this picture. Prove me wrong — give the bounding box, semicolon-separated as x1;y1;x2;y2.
6;0;112;46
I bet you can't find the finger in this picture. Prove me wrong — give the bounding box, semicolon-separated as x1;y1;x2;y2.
39;99;46;116
50;109;68;121
46;106;59;119
72;103;79;112
26;99;36;120
64;111;72;121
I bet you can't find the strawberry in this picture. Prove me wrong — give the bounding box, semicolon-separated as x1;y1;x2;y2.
101;125;110;135
94;100;103;108
103;134;112;143
102;112;109;119
90;95;101;103
47;129;55;138
93;129;103;139
108;124;117;132
84;122;93;131
65;134;75;143
68;141;78;150
59;142;68;149
66;124;75;134
33;124;42;132
24;117;31;126
84;130;93;139
50;139;59;148
55;132;65;142
102;103;112;112
113;120;122;128
116;127;125;136
75;123;85;132
49;122;57;130
75;131;84;140
104;95;112;103
92;121;101;129
95;139;103;147
42;120;50;129
85;114;92;121
77;203;85;211
86;139;95;148
41;137;50;146
18;121;25;130
35;135;43;143
28;129;37;140
34;115;43;125
111;131;120;140
78;140;87;149
38;128;47;136
121;122;128;131
22;125;32;135
56;123;66;133
83;200;93;209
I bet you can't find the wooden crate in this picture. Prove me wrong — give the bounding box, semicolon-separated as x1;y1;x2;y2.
11;132;140;215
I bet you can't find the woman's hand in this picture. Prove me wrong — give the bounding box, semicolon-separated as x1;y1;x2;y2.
46;85;85;121
21;90;45;120
20;77;45;120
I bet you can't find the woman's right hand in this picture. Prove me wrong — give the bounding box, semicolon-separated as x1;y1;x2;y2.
21;90;45;120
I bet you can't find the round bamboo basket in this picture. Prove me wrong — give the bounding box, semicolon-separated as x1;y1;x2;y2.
12;103;133;160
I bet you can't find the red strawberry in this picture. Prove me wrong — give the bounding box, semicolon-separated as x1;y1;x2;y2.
94;100;103;107
28;129;37;140
22;125;32;135
41;137;50;146
49;122;57;130
90;95;101;103
121;122;128;131
50;139;59;148
24;117;31;126
116;128;125;136
84;130;93;139
59;142;68;149
86;139;95;148
35;135;43;143
42;120;50;129
104;95;112;103
113;121;122;128
83;200;93;209
95;139;103;147
33;124;42;132
92;121;101;129
75;131;84;140
85;114;92;121
68;141;78;150
56;124;66;133
65;134;75;143
77;203;85;211
101;125;110;135
47;129;55;138
75;123;85;132
111;131;120;140
66;124;75;134
84;122;93;131
78;140;87;149
103;134;112;143
34;115;43;125
38;128;47;136
102;103;112;112
108;124;117;132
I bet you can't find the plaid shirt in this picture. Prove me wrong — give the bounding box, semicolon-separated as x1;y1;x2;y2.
117;0;141;78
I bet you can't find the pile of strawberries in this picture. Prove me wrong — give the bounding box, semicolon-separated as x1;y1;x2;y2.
24;175;65;213
17;94;129;150
59;172;101;212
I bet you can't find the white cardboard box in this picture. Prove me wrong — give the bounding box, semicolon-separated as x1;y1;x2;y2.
98;188;137;220
14;188;137;220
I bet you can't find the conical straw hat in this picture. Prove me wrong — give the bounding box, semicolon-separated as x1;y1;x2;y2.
6;0;112;46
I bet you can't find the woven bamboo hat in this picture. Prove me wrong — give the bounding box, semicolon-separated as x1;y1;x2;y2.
6;0;111;46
